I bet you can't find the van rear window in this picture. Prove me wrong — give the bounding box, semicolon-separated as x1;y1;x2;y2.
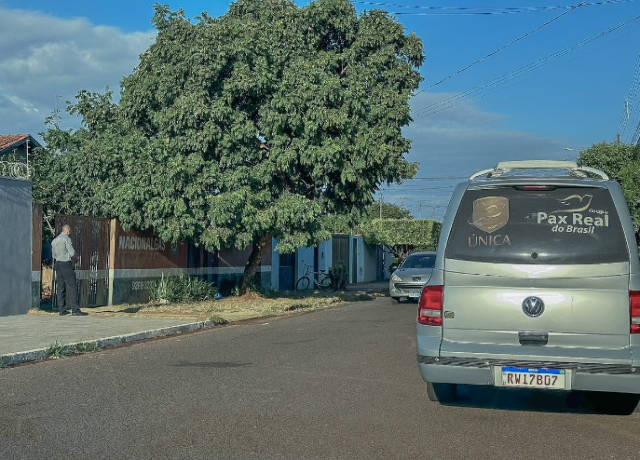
444;187;629;264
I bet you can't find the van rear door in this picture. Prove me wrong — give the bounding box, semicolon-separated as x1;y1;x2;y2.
441;185;632;365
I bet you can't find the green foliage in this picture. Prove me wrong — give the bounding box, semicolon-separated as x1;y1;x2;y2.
74;342;100;354
46;340;100;359
323;201;412;234
579;142;640;231
330;260;349;289
207;316;229;325
366;201;413;220
360;218;442;262
32;0;423;290
218;276;241;297
148;274;218;303
47;341;74;358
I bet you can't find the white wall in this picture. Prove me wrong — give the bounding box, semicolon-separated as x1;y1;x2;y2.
296;246;315;289
317;240;332;273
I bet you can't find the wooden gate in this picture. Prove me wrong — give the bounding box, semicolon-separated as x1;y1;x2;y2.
52;214;110;308
332;235;350;276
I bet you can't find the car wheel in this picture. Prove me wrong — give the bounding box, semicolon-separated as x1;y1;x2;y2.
427;382;457;404
391;297;400;303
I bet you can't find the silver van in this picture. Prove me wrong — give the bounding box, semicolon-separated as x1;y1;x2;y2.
416;160;640;413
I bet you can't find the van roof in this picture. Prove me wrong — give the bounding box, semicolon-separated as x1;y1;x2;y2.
469;160;609;181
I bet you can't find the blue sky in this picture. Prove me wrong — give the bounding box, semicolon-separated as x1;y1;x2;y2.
1;0;639;219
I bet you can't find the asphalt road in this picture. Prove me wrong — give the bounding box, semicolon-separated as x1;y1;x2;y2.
1;297;640;460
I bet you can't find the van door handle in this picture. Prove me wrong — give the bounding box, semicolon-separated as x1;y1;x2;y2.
519;331;548;346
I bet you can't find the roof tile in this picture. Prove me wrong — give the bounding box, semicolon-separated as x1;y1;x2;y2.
0;134;31;152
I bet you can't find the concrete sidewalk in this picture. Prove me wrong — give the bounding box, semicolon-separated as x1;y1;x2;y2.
0;315;218;367
1;281;389;368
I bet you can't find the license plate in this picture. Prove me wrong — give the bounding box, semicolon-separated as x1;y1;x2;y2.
497;366;567;390
408;291;421;298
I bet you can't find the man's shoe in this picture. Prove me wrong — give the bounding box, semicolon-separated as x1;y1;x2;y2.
59;310;69;316
71;310;88;316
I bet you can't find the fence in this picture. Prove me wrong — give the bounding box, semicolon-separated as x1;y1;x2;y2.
52;214;111;308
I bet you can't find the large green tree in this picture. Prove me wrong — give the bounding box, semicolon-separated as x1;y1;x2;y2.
578;142;640;231
33;0;423;293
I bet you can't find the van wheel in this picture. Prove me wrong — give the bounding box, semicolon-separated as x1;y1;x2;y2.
585;391;640;415
391;297;401;303
427;382;457;403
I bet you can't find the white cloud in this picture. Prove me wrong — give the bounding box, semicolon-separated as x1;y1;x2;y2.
405;92;571;175
383;93;574;219
0;7;155;138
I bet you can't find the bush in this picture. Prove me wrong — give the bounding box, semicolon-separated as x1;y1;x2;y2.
331;261;349;289
218;276;240;297
148;274;217;303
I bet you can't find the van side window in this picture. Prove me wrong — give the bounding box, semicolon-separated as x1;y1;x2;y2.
444;187;629;264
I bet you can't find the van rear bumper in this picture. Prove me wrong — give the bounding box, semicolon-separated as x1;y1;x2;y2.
417;356;640;394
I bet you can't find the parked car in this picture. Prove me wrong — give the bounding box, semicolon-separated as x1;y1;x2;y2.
390;251;436;303
416;160;640;414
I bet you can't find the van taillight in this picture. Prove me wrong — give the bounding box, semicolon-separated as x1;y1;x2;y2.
631;291;640;334
514;185;557;191
418;285;443;326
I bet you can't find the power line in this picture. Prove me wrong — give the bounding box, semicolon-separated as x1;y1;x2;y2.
407;175;469;181
351;0;640;15
621;51;640;143
411;16;640;119
413;0;591;93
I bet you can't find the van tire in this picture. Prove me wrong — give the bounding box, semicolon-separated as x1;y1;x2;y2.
391;297;401;303
427;382;457;403
585;391;640;415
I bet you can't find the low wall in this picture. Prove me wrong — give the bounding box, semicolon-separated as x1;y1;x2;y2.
108;221;273;304
109;221;189;305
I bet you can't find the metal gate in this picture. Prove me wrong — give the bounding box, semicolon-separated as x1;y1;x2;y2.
52;214;110;308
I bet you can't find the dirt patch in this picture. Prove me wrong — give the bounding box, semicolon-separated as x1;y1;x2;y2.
29;289;385;323
42;267;53;300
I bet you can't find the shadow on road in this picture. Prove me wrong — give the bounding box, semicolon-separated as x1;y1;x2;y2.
433;384;640;416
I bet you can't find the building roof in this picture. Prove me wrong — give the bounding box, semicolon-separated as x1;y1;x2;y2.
0;134;42;155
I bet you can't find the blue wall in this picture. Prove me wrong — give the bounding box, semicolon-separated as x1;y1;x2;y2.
0;177;32;315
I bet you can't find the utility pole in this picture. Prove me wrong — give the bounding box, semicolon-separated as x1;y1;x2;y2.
379;194;383;219
417;203;422;219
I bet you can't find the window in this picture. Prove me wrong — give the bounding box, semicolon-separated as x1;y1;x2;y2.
445;186;629;264
401;254;436;269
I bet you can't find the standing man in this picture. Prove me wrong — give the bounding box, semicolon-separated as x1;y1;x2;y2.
51;225;88;316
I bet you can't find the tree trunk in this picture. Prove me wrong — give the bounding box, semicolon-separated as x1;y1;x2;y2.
239;234;273;295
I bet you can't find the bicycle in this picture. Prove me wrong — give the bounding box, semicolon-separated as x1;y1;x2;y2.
295;259;338;292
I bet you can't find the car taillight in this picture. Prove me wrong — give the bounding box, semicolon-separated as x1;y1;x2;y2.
631;291;640;334
418;285;443;326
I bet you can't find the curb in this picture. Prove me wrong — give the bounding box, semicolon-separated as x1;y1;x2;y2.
0;320;218;367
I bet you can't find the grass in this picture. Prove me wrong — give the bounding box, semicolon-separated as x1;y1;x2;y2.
30;287;385;323
74;342;100;353
46;340;100;359
47;341;74;358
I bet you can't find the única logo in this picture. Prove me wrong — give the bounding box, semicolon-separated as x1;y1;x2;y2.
471;197;509;233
